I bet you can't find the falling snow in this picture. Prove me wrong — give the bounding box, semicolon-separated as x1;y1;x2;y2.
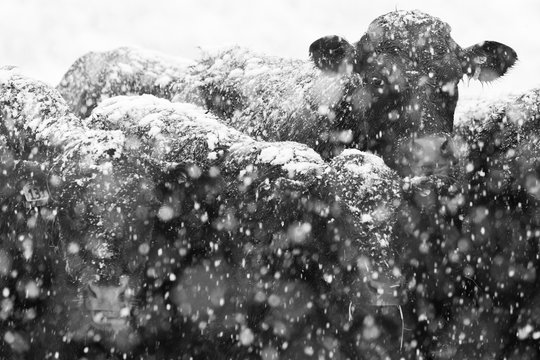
0;8;537;360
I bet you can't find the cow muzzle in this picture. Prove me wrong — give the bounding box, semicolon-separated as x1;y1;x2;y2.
396;135;457;178
84;276;134;333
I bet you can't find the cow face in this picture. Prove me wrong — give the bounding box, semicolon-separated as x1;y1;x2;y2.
310;10;517;176
57;159;159;337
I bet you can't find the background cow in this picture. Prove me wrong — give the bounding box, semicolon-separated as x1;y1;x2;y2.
56;96;405;357
2;67;405;358
308;10;516;176
58;10;516;180
5;10;537;359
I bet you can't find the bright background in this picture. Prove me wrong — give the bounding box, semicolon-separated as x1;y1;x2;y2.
1;0;539;99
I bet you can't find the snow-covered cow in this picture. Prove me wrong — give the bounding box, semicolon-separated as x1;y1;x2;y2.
308;10;516;174
452;89;540;298
379;88;540;359
455;89;540;200
57;47;191;119
58;10;516;179
57;97;404;355
2;67;405;356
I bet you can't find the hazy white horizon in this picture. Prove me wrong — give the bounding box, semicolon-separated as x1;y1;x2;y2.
1;0;538;99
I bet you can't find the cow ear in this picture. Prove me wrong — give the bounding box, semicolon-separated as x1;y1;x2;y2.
309;35;355;73
462;41;517;82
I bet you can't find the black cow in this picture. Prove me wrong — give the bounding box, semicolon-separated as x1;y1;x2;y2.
58;11;516;180
309;10;516;176
1;70;404;357
0;150;63;359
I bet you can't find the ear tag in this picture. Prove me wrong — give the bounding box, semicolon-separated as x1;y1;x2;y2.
22;182;50;207
472;56;487;80
472;66;481;81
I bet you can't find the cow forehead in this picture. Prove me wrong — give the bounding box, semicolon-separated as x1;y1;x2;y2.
367;10;452;47
59;166;158;260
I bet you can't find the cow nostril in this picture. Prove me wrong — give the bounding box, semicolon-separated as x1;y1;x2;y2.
87;282;99;298
119;275;129;289
371;77;386;87
119;288;127;302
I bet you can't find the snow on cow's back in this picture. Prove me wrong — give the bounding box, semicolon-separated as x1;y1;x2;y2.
87;94;402;228
0;67;137;180
57;47;194;118
455;90;540;136
171;46;360;150
0;66;86;158
327;149;401;248
87;95;254;167
88;94;249;141
86;95;402;251
87;95;329;178
453;88;540;199
222;139;326;182
59;128;126;170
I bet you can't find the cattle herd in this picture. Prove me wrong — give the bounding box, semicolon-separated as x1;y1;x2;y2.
0;9;538;360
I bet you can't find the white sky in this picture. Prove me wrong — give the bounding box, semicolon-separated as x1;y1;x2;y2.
1;0;539;99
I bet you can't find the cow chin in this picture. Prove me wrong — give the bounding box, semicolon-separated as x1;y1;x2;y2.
67;320;141;354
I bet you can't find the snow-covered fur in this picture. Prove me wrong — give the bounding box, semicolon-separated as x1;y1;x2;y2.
170;46;362;158
0;66;86;160
2;11;529;357
86;95;403;299
454;89;540;296
0;68;405;356
57;47;192;119
0;153;60;331
455;88;540;198
83;94;405;356
58;46;361;158
57;10;517;179
399;89;540;359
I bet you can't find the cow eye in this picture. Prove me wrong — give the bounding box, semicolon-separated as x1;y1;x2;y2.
77;248;91;260
431;44;448;56
371;77;385;87
87;283;98;298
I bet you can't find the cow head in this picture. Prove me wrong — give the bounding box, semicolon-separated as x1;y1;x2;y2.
309;10;517;177
53;156;226;350
56;158;160;342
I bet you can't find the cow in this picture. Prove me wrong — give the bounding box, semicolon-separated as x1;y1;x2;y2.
382;88;539;358
58;10;516;179
55;96;404;356
453;88;540;299
2;67;405;357
6;43;533;360
0;66;88;161
76;95;407;357
57;47;192;119
307;10;516;175
0;150;64;359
